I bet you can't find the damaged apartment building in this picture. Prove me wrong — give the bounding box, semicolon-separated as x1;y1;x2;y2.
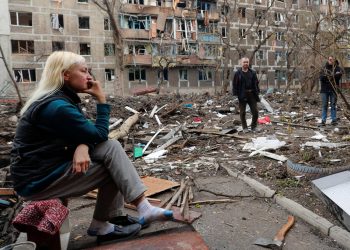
1;0;350;97
0;0;222;97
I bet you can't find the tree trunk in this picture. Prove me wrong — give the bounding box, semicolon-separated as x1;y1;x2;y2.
0;44;23;107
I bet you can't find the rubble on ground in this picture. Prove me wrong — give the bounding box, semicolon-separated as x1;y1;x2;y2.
1;90;350;244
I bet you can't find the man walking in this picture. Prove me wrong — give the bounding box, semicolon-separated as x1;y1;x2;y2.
319;56;342;125
232;57;260;132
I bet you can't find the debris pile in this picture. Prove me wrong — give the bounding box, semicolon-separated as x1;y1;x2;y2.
1;90;350;244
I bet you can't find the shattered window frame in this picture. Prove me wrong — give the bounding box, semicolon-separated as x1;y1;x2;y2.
13;68;36;83
257;30;265;40
275;69;286;80
179;69;188;80
239;28;246;39
275;31;284;41
105;69;115;81
104;43;115;56
10;11;32;26
256;50;265;60
78;16;90;29
221;27;227;38
198;69;213;81
129;68;146;81
238;7;246;18
79;43;91;55
197;20;218;33
11;40;34;54
104;18;112;30
52;41;65;51
50;13;64;29
123;15;151;30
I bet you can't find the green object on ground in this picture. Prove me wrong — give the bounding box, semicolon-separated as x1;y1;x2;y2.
133;146;143;158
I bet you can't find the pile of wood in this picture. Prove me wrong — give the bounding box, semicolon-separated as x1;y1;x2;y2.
158;177;194;221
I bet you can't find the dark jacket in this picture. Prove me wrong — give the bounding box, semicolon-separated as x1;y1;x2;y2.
320;63;342;93
232;67;260;102
10;86;110;194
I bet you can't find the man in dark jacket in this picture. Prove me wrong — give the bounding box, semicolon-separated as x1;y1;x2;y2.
232;57;260;132
319;56;342;125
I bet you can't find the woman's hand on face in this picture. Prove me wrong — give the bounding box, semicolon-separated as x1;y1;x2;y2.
72;144;91;174
83;80;106;103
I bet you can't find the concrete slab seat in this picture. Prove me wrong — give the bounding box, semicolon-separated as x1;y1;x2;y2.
12;198;70;250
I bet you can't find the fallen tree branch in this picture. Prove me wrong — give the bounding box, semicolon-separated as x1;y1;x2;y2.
190;199;239;205
270;120;318;129
109;113;139;140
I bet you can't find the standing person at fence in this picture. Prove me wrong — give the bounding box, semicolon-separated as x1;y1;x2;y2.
10;51;173;242
232;57;260;133
319;56;342;126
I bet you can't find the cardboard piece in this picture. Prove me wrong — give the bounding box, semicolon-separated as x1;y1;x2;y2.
142;176;179;197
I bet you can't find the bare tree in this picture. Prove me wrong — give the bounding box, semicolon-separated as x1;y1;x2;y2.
0;44;23;107
93;0;124;95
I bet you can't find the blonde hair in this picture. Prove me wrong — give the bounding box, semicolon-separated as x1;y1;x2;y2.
20;51;85;115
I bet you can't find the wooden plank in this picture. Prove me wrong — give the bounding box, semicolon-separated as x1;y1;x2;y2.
142;176;180;197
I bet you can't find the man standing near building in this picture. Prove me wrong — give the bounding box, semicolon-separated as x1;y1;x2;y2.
232;57;260;132
319;56;342;126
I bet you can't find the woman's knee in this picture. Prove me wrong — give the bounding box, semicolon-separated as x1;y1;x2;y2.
94;140;124;156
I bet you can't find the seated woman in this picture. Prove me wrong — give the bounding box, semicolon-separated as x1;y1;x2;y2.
10;51;173;241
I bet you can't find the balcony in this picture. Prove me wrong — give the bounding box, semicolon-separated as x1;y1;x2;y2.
124;54;152;65
120;29;150;39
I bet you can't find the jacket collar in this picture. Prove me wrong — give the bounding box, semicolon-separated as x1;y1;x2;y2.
60;85;81;104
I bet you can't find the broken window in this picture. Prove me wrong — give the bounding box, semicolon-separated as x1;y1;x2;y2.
79;43;91;55
10;12;32;26
158;68;168;81
255;9;266;19
198;69;213;81
198;20;218;33
177;19;196;39
179;69;188;80
221;27;227;38
275;31;284;41
79;17;90;29
201;44;219;58
105;69;115;81
129;68;146;81
238;7;246;18
14;69;36;83
293;14;299;23
199;1;211;11
121;15;150;30
292;0;298;3
11;40;34;54
275;12;285;22
52;41;65;51
256;50;265;60
221;5;229;16
177;43;197;55
129;45;147;55
128;0;144;4
104;43;115;56
104;18;112;30
239;28;246;39
257;30;265;40
275;70;286;81
275;51;286;62
51;14;64;30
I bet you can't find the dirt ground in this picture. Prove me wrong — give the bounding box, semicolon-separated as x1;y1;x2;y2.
0;88;350;245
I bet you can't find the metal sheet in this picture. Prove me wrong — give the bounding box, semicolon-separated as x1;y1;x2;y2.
87;225;209;250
